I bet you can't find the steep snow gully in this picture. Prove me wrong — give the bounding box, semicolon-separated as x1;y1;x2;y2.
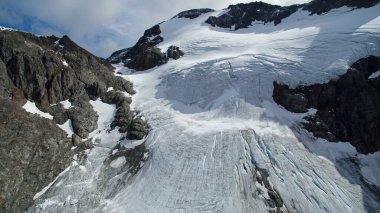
31;4;380;213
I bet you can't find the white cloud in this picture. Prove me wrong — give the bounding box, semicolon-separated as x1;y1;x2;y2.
95;38;120;56
0;0;312;56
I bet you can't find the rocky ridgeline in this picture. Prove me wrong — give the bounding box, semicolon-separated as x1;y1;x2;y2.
206;0;380;30
206;2;300;29
108;25;184;71
273;56;380;154
174;8;215;19
0;29;148;212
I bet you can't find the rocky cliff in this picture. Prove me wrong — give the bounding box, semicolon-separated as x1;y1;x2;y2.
0;29;147;212
273;56;380;154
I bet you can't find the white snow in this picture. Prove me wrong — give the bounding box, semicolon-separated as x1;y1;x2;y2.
110;157;126;168
369;70;380;79
0;26;15;31
22;101;53;120
59;100;72;109
62;60;68;67
107;87;114;92
88;99;120;144
31;4;380;213
57;119;74;137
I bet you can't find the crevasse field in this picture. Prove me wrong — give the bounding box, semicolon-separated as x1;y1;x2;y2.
30;5;380;213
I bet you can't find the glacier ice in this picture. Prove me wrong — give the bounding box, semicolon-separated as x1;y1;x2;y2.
30;4;380;213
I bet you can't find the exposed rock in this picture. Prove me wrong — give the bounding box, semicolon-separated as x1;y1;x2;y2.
102;90;147;139
143;24;161;37
111;101;134;133
175;8;215;19
167;45;184;60
126;117;149;140
108;25;166;69
273;56;380;154
72;134;94;149
67;105;98;138
205;0;380;30
102;90;132;106
0;98;73;212
304;0;380;15
108;143;147;175
126;44;168;71
0;29;147;212
205;2;302;30
0;30;135;104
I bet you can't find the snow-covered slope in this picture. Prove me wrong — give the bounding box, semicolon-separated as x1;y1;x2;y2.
31;4;380;213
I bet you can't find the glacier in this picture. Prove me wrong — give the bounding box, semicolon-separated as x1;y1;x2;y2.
30;5;380;213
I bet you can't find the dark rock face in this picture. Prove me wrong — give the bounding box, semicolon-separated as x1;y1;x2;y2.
167;45;184;60
304;0;380;15
143;24;161;37
126;117;149;140
0;30;136;137
0;29;148;211
0;98;73;212
175;8;215;19
205;0;380;30
126;44;168;71
102;91;148;140
109;25;185;71
205;2;302;30
273;56;380;154
108;25;167;70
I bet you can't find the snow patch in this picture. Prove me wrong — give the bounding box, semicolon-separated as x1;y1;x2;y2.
0;26;15;31
57;119;74;137
62;60;68;67
110;157;126;168
369;70;380;79
22;101;53;120
88;99;121;147
60;100;72;109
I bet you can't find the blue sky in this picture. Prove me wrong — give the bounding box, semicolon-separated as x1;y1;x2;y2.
0;0;311;57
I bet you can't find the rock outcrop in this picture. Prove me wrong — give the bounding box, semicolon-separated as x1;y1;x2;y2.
206;2;301;30
174;8;215;19
0;29;148;211
108;25;167;70
0;98;73;212
126;44;168;71
166;45;184;60
273;56;380;154
205;0;380;30
109;25;185;71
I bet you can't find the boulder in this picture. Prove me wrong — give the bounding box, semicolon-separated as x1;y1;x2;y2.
167;46;184;60
126;117;149;140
